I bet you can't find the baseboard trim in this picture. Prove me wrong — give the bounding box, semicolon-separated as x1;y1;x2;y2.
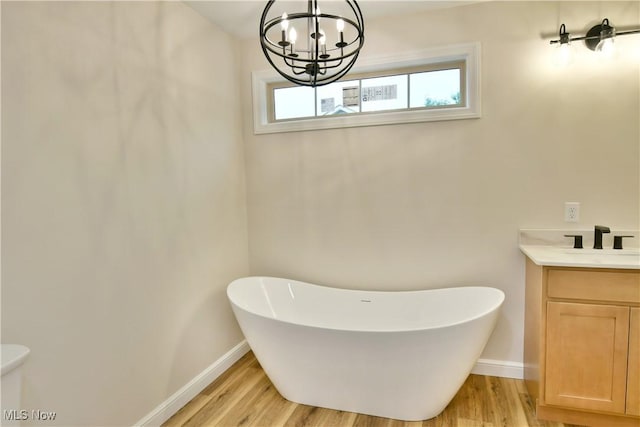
134;340;250;427
135;343;521;426
472;358;524;379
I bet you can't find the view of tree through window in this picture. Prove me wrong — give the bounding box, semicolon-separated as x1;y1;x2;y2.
410;69;460;108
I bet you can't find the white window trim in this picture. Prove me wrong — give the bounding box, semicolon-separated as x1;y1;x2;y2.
252;42;481;134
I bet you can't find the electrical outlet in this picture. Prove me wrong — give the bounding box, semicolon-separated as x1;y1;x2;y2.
564;202;580;222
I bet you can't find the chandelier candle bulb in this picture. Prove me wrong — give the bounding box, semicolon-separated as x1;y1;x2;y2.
336;18;346;48
279;13;290;47
289;27;297;56
319;30;328;57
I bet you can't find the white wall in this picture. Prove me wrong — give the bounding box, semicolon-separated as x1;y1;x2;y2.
1;2;248;425
240;1;639;365
2;1;638;425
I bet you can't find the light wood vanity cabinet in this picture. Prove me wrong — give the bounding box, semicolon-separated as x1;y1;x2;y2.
524;259;640;426
628;307;640;416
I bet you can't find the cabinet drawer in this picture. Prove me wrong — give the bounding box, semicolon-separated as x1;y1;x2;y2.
547;269;640;303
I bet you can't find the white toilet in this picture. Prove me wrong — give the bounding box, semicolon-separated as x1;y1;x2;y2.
1;344;30;427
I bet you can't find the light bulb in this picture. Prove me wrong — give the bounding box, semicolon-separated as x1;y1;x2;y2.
554;42;571;67
289;27;297;43
281;13;289;31
336;19;345;32
596;38;614;57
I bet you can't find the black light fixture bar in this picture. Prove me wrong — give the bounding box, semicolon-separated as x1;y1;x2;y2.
550;29;640;44
550;18;640;50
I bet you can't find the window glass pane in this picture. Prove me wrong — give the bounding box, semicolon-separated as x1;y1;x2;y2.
409;69;461;108
316;80;360;116
274;86;315;120
361;75;408;112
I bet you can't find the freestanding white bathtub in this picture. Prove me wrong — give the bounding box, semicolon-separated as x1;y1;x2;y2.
227;277;504;421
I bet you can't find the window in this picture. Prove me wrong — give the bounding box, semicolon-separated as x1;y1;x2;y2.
270;64;462;121
252;43;480;134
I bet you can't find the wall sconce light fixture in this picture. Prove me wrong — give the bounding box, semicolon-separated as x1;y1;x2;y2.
554;23;572;65
550;18;640;56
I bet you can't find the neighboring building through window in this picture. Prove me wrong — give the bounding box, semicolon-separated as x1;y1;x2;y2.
252;43;480;134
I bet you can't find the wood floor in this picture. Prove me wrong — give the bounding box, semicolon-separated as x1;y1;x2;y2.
163;351;583;427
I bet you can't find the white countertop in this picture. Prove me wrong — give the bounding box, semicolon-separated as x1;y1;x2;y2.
519;245;640;270
519;229;640;270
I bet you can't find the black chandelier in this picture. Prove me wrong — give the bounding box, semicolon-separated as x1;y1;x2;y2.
259;0;365;87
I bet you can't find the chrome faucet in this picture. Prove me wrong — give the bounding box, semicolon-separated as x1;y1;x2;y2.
593;225;611;249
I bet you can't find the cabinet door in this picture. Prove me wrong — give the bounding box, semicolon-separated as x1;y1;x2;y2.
545;302;629;413
627;307;640;416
